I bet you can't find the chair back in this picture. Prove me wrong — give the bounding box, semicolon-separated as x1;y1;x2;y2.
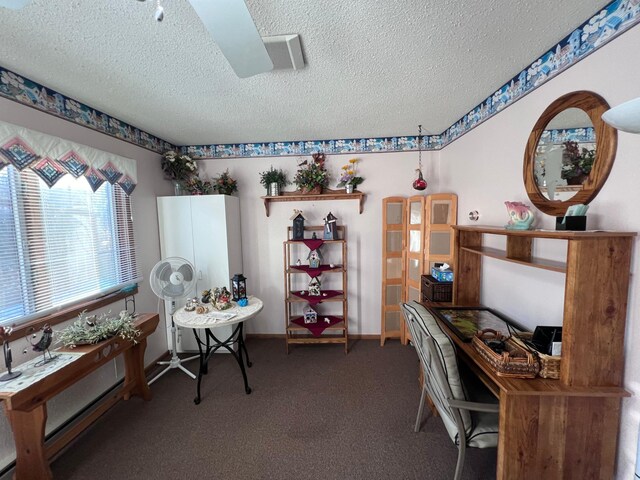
401;301;471;443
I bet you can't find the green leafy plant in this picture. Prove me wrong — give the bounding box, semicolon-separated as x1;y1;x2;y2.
293;154;329;193
214;169;238;195
259;166;289;191
57;311;140;348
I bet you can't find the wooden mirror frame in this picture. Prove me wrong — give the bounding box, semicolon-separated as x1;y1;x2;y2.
523;90;617;216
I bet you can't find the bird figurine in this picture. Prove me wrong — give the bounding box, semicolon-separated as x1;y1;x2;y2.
30;324;56;366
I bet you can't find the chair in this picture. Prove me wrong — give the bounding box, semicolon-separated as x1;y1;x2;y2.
400;301;499;480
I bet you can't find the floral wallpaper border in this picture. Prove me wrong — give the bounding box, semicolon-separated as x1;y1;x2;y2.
539;127;596;145
185;0;640;159
0;0;638;159
0;67;174;154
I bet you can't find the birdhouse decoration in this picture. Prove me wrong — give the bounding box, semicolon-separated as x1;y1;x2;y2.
307;248;323;269
303;304;318;324
323;211;338;240
308;277;322;296
290;209;306;240
231;273;247;301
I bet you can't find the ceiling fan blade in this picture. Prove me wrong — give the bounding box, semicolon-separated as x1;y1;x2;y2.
187;0;273;78
0;0;30;9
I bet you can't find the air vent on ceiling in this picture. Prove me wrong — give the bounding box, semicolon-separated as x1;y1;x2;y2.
262;34;305;71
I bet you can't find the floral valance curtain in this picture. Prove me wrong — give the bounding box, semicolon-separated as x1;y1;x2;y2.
0;120;137;195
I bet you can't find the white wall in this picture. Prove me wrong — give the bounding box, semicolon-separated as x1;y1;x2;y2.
197;150;440;336
437;26;640;479
0;96;172;471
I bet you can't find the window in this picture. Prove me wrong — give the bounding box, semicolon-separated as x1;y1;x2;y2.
0;165;139;326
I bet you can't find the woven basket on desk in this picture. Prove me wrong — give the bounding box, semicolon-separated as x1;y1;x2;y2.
472;329;540;379
512;333;561;379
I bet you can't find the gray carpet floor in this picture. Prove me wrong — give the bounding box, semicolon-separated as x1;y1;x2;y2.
51;339;496;479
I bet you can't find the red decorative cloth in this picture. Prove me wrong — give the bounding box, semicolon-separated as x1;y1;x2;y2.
301;239;324;251
290;264;337;278
291;315;343;337
291;290;342;305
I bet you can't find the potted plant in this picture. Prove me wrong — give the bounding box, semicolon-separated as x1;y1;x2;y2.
561;141;595;185
336;158;364;193
259;166;289;196
214;169;238;195
293;153;329;194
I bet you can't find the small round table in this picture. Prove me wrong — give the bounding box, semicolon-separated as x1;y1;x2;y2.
173;297;263;405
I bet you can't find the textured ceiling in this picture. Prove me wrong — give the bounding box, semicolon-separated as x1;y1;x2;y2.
0;0;609;145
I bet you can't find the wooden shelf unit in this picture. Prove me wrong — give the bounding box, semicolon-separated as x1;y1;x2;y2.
262;189;365;217
284;225;348;353
451;224;636;479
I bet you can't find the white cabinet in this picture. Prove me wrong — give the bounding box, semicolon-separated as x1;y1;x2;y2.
157;195;243;353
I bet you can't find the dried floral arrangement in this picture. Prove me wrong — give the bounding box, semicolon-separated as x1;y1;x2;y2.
214;169;238;195
161;150;198;183
57;311;140;348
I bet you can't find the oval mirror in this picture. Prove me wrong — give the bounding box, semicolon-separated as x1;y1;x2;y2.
523;91;617;216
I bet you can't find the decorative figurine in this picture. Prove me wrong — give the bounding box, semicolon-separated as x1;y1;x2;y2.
296;259;302;266
201;289;212;304
185;297;198;312
323;212;338;240
308;277;322;296
231;273;247;301
308;248;323;269
29;324;57;367
0;326;21;382
290;209;306;240
303;305;318;324
237;298;249;307
312;232;317;239
504;201;535;230
212;286;233;310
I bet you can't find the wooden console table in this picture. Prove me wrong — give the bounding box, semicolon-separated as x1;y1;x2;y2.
0;313;159;480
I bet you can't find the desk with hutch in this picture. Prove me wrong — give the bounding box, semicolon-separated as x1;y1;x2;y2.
450;225;635;479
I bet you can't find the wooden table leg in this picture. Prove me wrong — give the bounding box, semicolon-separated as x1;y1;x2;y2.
5;403;52;480
123;337;151;401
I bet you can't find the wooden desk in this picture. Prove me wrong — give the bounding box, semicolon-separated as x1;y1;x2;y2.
0;313;159;480
432;313;629;479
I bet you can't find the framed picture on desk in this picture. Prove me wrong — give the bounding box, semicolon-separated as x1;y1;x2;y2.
428;306;525;342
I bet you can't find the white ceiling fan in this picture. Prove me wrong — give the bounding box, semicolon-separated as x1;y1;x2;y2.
1;0;274;79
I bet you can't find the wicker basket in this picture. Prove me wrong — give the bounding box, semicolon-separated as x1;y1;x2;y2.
512;333;561;379
421;275;452;302
472;329;540;378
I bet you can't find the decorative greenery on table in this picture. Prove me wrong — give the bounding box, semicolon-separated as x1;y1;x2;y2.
259;166;289;192
57;311;140;348
293;153;329;193
214;169;238;195
336;158;364;188
561;141;595;181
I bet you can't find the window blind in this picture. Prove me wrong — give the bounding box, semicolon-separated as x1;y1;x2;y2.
0;165;140;327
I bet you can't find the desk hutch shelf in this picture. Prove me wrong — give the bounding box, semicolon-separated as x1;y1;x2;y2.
451;225;635;479
283;226;348;353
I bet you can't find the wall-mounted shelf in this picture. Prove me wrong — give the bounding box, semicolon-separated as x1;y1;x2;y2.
261;189;365;216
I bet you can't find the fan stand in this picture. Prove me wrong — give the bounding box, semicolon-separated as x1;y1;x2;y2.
149;301;198;385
